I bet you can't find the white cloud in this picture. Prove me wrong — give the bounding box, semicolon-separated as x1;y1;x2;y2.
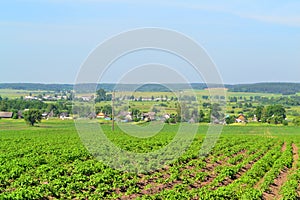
13;0;300;27
152;1;300;27
239;14;300;27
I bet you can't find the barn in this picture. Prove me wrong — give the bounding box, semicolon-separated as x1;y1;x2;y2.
0;112;13;118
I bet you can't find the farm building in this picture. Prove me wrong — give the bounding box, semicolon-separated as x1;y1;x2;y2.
81;96;92;101
125;113;133;121
87;112;97;119
236;114;247;123
97;112;105;119
143;112;156;121
0;112;13;118
163;114;170;120
42;110;54;119
60;112;72;120
17;110;23;119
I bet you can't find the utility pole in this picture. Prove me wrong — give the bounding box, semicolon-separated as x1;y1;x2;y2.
112;90;115;131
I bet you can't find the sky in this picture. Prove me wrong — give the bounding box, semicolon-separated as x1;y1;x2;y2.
0;0;300;84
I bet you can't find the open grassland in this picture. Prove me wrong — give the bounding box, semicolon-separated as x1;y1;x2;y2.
0;89;31;98
79;89;283;100
0;89;48;98
0;119;300;199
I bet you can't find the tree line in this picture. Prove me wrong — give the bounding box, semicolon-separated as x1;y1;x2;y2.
0;96;72;119
228;82;300;95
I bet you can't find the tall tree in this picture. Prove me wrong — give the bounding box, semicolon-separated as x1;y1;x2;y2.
95;89;107;102
254;105;264;121
24;109;42;126
261;105;286;124
199;110;205;122
102;104;112;115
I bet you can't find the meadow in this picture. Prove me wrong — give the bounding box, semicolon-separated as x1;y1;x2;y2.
0;89;50;99
0;119;299;199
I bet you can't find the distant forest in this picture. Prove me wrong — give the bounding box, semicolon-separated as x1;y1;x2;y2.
0;83;208;93
226;83;300;95
0;82;300;94
0;83;73;92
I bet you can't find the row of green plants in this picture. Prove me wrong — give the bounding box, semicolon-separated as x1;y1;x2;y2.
0;120;299;199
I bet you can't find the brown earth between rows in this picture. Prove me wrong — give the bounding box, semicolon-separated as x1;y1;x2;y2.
116;142;286;199
263;143;299;200
117;149;253;199
254;142;287;190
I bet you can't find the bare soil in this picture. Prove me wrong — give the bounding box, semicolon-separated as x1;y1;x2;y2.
118;150;248;199
281;142;287;152
218;151;266;188
255;142;287;189
263;143;299;200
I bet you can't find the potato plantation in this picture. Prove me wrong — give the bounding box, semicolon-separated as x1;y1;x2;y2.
0;120;299;199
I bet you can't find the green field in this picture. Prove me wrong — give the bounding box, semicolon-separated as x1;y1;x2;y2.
0;119;299;199
81;89;283;100
0;89;49;99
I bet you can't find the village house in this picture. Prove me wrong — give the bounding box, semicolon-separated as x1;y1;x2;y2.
97;112;106;119
236;114;247;123
81;96;92;101
125;113;133;121
163;114;170;120
24;96;40;101
116;111;132;122
252;114;258;122
60;112;72;120
42;110;54;119
87;112;96;119
143;112;156;121
0;112;13;118
42;112;48;119
17;110;23;119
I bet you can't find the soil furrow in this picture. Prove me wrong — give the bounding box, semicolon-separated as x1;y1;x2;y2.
263;143;298;200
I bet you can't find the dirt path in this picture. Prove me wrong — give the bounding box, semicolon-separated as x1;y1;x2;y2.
263;143;299;200
292;144;300;197
281;142;286;152
292;143;299;169
263;167;289;200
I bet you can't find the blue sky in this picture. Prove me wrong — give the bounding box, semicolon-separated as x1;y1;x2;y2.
0;0;299;84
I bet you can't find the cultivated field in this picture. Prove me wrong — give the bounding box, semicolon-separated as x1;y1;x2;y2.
0;119;299;199
0;89;53;99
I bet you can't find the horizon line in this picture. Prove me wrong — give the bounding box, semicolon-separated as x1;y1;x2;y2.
1;81;300;85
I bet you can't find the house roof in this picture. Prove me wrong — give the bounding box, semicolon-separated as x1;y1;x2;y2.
0;112;13;118
237;114;245;119
143;112;156;117
236;114;246;122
